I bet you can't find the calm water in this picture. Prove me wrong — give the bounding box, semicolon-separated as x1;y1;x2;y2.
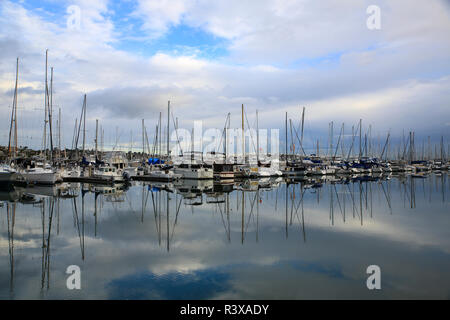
1;173;449;299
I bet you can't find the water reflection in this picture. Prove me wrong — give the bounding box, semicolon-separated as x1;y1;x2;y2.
0;173;449;299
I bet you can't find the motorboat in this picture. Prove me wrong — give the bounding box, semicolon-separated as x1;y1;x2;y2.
93;165;125;183
21;165;61;185
174;162;214;180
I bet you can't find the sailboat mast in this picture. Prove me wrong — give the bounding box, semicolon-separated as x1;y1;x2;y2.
409;131;413;164
130;130;133;158
285;112;288;163
289;119;294;159
224;113;230;160
14;59;18;158
166;192;170;252
167;100;170;159
142;119;145;159
159;112;162;159
95;119;98;158
359;119;362;160
58;108;61;159
82;94;86;156
43;49;48;160
256;110;259;163
72;118;77;150
49;67;54;163
364;133;367;158
317;139;319;157
300;107;305;157
330;121;333;159
48;67;53;161
8;57;19;160
101;127;104;158
242;104;245;164
191;127;194;164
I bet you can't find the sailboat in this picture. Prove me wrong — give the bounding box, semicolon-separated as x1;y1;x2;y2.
233;104;259;179
22;165;60;185
1;58;21;186
21;51;61;185
208;113;235;181
174;148;214;180
172;103;213;180
255;110;282;177
142;102;181;181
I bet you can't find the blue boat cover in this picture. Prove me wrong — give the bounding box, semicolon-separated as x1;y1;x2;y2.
148;158;164;165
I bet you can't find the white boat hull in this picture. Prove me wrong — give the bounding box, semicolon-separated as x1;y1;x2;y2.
146;170;181;181
22;172;59;185
92;173;125;183
258;167;282;177
175;168;214;180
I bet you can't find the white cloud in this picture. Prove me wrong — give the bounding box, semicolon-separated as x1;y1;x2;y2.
0;0;449;150
133;0;191;38
134;0;450;64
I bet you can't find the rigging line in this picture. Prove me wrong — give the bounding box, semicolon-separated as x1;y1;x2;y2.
153;124;159;158
217;113;230;155
125;193;137;216
244;109;258;156
291;121;307;156
44;198;55;289
333;184;344;219
294;204;305;237
7;203;16;292
275;187;279;211
170;197;183;242
112;130;123;152
144;187;150;213
150;190;160;235
290;188;295;225
151;124;158;159
217;200;230;238
402;133;411;160
74;97;85;151
244;192;258;235
347;183;360;219
145;127;151;159
380;131;390;160
292;186;307;239
40;200;45;291
171;110;183;156
72;197;84;260
403;180;411;204
333;124;344;159
346;120;361;160
292;187;306;216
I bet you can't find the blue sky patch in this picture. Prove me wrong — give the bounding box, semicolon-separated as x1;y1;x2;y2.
115;24;229;59
106;268;231;300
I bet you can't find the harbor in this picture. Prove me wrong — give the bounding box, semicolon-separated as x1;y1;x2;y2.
1;51;449;301
1;0;449;304
1;52;448;190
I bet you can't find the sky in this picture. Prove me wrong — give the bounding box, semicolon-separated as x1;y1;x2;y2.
0;0;449;153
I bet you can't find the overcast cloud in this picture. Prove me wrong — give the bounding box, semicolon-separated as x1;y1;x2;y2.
0;0;449;151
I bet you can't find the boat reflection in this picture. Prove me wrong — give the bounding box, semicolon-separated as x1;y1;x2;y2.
0;172;448;299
